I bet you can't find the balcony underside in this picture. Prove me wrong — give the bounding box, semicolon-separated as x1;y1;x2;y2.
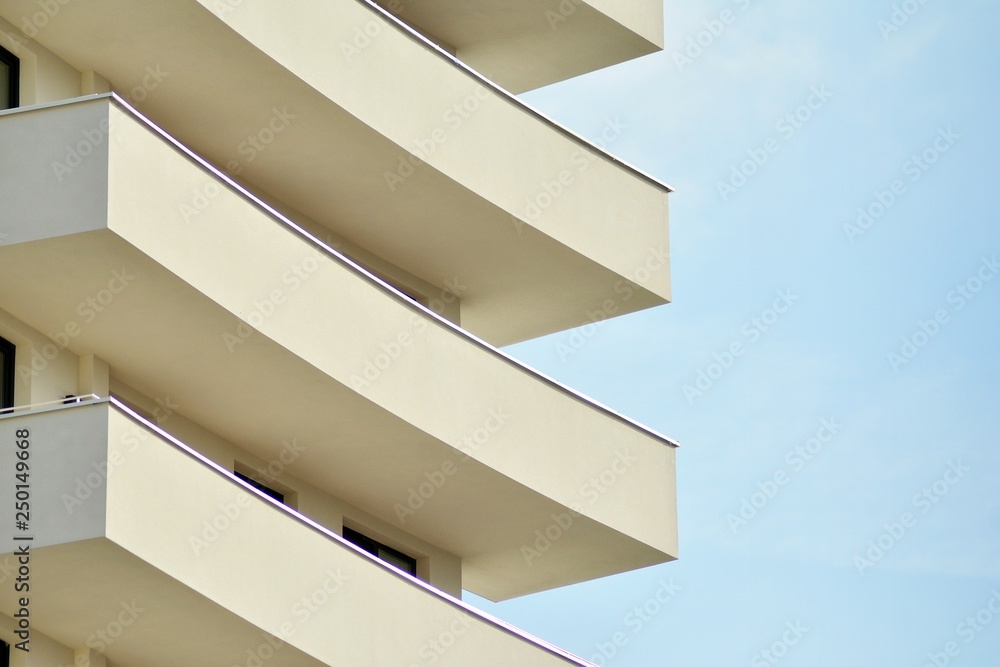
0;0;670;346
0;97;677;601
0;403;593;667
371;0;665;92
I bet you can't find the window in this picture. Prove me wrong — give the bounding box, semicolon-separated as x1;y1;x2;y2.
234;471;285;504
0;45;18;110
342;526;417;576
0;336;14;411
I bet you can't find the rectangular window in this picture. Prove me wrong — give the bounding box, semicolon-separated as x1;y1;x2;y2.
234;471;285;504
0;45;19;110
0;337;14;411
342;526;417;576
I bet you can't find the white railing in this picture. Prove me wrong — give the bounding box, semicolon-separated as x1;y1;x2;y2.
0;393;101;416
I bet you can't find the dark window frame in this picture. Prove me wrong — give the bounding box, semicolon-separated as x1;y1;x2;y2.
0;44;19;109
342;526;418;576
0;336;15;411
234;470;285;504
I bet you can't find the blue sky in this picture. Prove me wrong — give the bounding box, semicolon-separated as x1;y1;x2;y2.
469;1;1000;665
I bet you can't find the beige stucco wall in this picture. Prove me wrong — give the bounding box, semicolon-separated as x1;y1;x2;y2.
0;611;76;667
0;15;79;105
0;307;80;407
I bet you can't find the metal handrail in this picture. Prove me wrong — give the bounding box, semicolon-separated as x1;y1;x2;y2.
0;393;100;416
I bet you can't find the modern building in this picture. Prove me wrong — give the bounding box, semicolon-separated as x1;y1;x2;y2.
0;1;677;665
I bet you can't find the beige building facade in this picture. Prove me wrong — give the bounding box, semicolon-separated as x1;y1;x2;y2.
0;1;677;665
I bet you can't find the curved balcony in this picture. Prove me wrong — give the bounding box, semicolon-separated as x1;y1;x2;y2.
0;96;677;601
0;400;598;666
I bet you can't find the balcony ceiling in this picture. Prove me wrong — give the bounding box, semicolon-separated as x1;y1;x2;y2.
371;0;664;92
